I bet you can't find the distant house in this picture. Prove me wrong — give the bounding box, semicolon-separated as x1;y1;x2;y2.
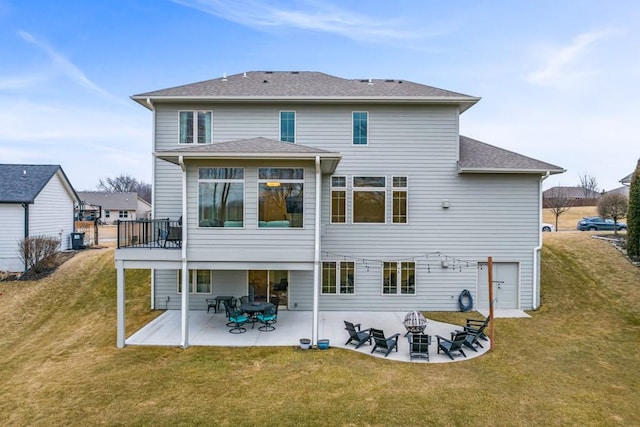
77;191;151;224
0;164;80;272
604;186;630;198
543;186;600;200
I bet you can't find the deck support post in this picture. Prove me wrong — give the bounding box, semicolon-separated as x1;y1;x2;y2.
116;260;126;348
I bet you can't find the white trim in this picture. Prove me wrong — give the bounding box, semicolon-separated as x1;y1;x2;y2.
381;260;416;296
197;167;246;229
351;111;369;146
279;110;296;143
312;156;321;346
352;176;386;224
178;110;213;144
320;260;356;295
329;175;347;224
391;175;409;225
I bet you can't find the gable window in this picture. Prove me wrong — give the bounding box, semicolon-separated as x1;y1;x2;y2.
382;261;415;295
392;176;408;224
177;270;212;294
352;111;368;145
331;176;346;224
118;211;128;219
179;111;212;144
198;168;244;227
258;168;304;228
322;261;355;294
280;111;295;143
353;176;385;223
105;210;110;218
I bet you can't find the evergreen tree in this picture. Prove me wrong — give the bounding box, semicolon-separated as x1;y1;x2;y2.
627;159;640;258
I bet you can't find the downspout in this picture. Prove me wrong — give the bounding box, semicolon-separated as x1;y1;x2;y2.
179;155;189;348
146;97;157;309
312;156;321;346
532;171;550;309
21;202;29;272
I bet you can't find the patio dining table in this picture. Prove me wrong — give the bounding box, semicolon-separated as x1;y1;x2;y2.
239;302;275;329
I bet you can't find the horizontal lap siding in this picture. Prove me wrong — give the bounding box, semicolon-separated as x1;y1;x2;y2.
0;204;24;271
150;103;540;311
30;174;76;250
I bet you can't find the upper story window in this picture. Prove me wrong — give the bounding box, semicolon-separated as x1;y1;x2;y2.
392;176;408;224
280;111;296;143
352;111;368;145
118;211;128;218
382;261;415;295
331;176;346;224
322;261;355;294
180;111;212;144
352;176;385;223
198;168;244;227
177;270;212;294
258;168;304;228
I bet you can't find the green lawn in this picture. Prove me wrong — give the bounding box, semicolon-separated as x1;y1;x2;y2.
1;234;639;426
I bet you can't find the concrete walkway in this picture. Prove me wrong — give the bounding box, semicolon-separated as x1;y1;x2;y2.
125;310;507;363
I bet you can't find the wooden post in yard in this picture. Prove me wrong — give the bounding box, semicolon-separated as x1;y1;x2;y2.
488;256;495;351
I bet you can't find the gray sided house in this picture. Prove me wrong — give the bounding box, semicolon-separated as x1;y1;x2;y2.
114;71;564;348
77;191;151;224
0;164;80;272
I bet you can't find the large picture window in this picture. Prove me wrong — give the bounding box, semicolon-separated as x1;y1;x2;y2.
258;168;304;228
331;176;346;223
353;176;385;223
180;111;212;144
322;261;355;294
177;270;212;294
352;111;368;145
392;176;408;224
382;261;415;295
280;111;295;143
198;168;244;227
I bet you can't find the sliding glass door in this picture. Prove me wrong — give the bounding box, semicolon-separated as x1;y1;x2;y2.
248;270;288;306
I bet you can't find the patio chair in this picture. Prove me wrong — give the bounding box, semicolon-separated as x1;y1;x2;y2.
344;321;372;349
436;331;468;360
227;308;249;334
407;333;431;361
269;296;280;323
370;328;400;357
456;317;490;351
206;298;217;313
239;295;250;305
223;300;237;327
464;316;490;341
257;307;277;332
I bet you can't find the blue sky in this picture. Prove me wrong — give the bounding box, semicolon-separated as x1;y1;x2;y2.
1;0;638;192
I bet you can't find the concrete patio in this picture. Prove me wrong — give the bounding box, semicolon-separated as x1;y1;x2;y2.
124;309;520;363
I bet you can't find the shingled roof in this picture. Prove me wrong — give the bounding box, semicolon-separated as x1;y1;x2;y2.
0;164;78;203
132;71;480;112
77;191;149;211
458;136;564;175
154;137;342;174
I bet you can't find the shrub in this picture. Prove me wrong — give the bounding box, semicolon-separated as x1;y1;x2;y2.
17;235;61;274
628;159;640;258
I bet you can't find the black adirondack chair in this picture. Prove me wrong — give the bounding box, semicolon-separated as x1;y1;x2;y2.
464;316;490;341
370;328;400;357
436;331;468;360
344;321;371;348
407;333;431;361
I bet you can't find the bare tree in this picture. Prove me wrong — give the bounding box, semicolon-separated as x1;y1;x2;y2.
545;187;573;231
578;172;599;198
98;174;151;203
598;193;628;236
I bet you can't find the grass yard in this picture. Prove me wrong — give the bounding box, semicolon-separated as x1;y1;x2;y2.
542;205;598;230
1;234;639;426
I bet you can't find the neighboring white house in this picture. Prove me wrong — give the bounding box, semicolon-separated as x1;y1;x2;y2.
77;191;151;224
114;71;564;348
0;164;80;272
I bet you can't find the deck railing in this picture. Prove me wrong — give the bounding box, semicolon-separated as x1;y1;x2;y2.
116;219;182;249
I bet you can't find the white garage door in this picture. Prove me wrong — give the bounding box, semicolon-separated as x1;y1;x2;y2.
476;262;519;310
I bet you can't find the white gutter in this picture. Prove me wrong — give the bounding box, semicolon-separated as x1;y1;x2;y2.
532;171;551;309
312;156;321;346
179;155;189;348
147;97;156;309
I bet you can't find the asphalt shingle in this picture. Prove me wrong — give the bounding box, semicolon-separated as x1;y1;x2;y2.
0;164;63;203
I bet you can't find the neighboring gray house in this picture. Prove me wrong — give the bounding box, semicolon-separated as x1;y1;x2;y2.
542;186;600;200
77;191;151;224
604;186;629;198
620;172;635;185
0;164;80;272
114;71;564;348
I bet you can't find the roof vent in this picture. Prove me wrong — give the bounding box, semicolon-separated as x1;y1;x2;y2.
22;170;26;178
291;71;299;74
243;72;247;78
368;78;373;86
222;73;227;81
263;80;268;83
265;71;273;74
398;80;403;83
385;79;394;82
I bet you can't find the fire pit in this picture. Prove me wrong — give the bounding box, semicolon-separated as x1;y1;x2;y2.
403;311;427;335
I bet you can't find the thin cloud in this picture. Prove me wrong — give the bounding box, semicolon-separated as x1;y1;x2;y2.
17;30;125;104
171;0;436;42
524;29;616;86
0;73;46;90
